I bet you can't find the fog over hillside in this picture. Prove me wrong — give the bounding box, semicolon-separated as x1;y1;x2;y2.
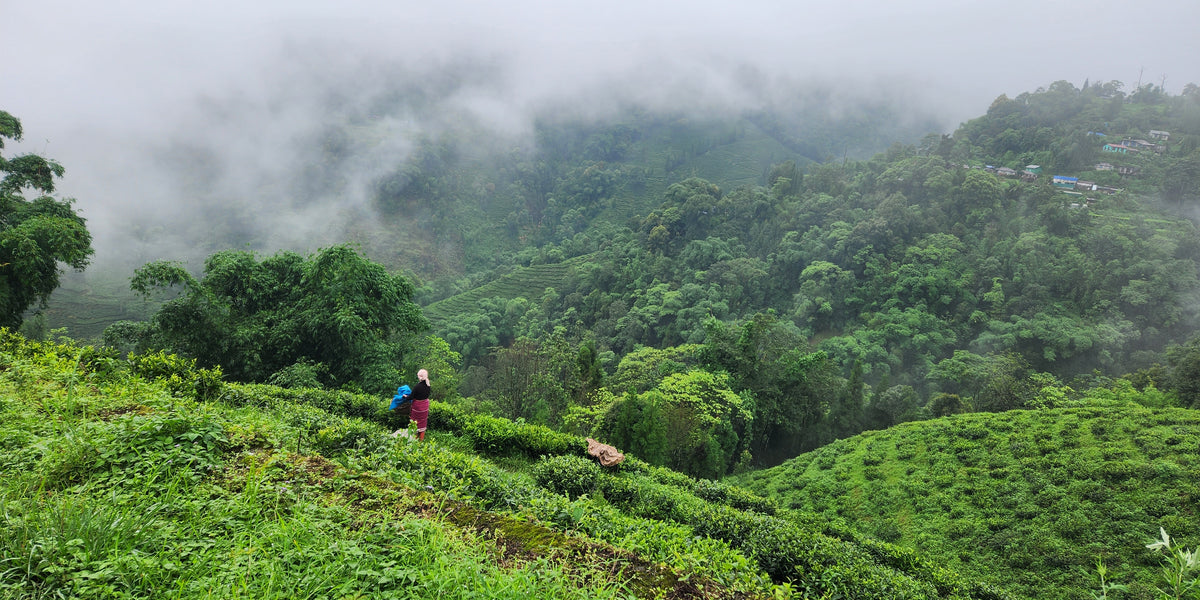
3;0;1200;274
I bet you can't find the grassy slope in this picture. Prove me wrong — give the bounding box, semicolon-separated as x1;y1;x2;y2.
731;403;1200;600
0;333;1007;600
0;337;741;599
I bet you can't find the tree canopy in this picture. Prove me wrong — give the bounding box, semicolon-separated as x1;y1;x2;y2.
0;110;93;329
107;245;428;394
44;82;1200;475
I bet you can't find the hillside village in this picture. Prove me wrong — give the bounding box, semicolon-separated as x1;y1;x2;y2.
951;126;1177;206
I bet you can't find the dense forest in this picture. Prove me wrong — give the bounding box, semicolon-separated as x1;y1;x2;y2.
6;78;1200;599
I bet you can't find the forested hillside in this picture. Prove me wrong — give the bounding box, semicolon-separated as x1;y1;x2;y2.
425;80;1200;383
411;81;1200;463
81;80;1200;473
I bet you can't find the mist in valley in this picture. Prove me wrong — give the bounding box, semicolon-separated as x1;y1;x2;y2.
3;0;1200;324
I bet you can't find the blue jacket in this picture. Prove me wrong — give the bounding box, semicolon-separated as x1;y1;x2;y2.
389;385;412;410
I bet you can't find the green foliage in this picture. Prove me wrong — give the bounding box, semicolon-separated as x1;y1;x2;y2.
42;85;1200;432
1;330;1016;600
929;393;967;417
221;382;386;422
701;312;838;464
532;454;603;500
478;335;573;425
595;391;668;464
0;110;94;329
609;344;700;394
595;368;752;479
128;349;224;401
656;369;752;478
0;331;755;600
1167;336;1200;408
404;85;1200;452
110;245;427;394
266;358;326;389
431;402;587;459
27;81;1200;598
312;416;389;456
733;402;1200;599
1144;527;1200;600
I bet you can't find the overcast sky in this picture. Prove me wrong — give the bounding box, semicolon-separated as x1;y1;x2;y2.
4;0;1199;269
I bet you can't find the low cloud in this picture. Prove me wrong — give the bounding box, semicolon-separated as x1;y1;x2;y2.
3;0;1198;273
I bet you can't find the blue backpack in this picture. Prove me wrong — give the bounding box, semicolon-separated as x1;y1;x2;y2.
389;385;412;410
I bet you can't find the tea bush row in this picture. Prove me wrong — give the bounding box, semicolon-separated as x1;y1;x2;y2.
430;403;586;458
220;383;385;421
353;438;775;594
529;456;1005;599
737;406;1200;599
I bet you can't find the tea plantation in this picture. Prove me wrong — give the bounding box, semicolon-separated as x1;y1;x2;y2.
0;331;1008;599
733;397;1200;599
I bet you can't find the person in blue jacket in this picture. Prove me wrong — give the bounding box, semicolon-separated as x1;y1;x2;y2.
388;384;412;434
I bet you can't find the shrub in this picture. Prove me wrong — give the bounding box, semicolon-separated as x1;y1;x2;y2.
532;455;602;500
692;479;778;515
434;407;586;459
40;412;228;490
385;441;512;507
1098;460;1138;482
221;383;384;421
128;349;224;400
313;418;386;456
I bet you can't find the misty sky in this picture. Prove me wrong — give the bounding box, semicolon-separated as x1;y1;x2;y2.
4;0;1200;270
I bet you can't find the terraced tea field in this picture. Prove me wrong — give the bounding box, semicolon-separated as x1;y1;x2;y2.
421;253;598;325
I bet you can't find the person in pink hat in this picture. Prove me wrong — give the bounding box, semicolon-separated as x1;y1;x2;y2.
409;369;432;441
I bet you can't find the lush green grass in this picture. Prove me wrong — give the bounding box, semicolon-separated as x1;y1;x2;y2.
732;402;1200;600
0;332;1012;599
0;334;745;599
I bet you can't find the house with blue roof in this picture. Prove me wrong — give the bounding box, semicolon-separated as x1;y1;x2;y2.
1052;175;1079;189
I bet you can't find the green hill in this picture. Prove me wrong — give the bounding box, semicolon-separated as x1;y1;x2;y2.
731;399;1200;600
0;331;1009;599
408;82;1200;407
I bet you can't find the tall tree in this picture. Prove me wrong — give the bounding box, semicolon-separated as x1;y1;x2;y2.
825;359;865;440
700;312;837;464
1165;335;1200;409
108;245;426;394
0;111;93;329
